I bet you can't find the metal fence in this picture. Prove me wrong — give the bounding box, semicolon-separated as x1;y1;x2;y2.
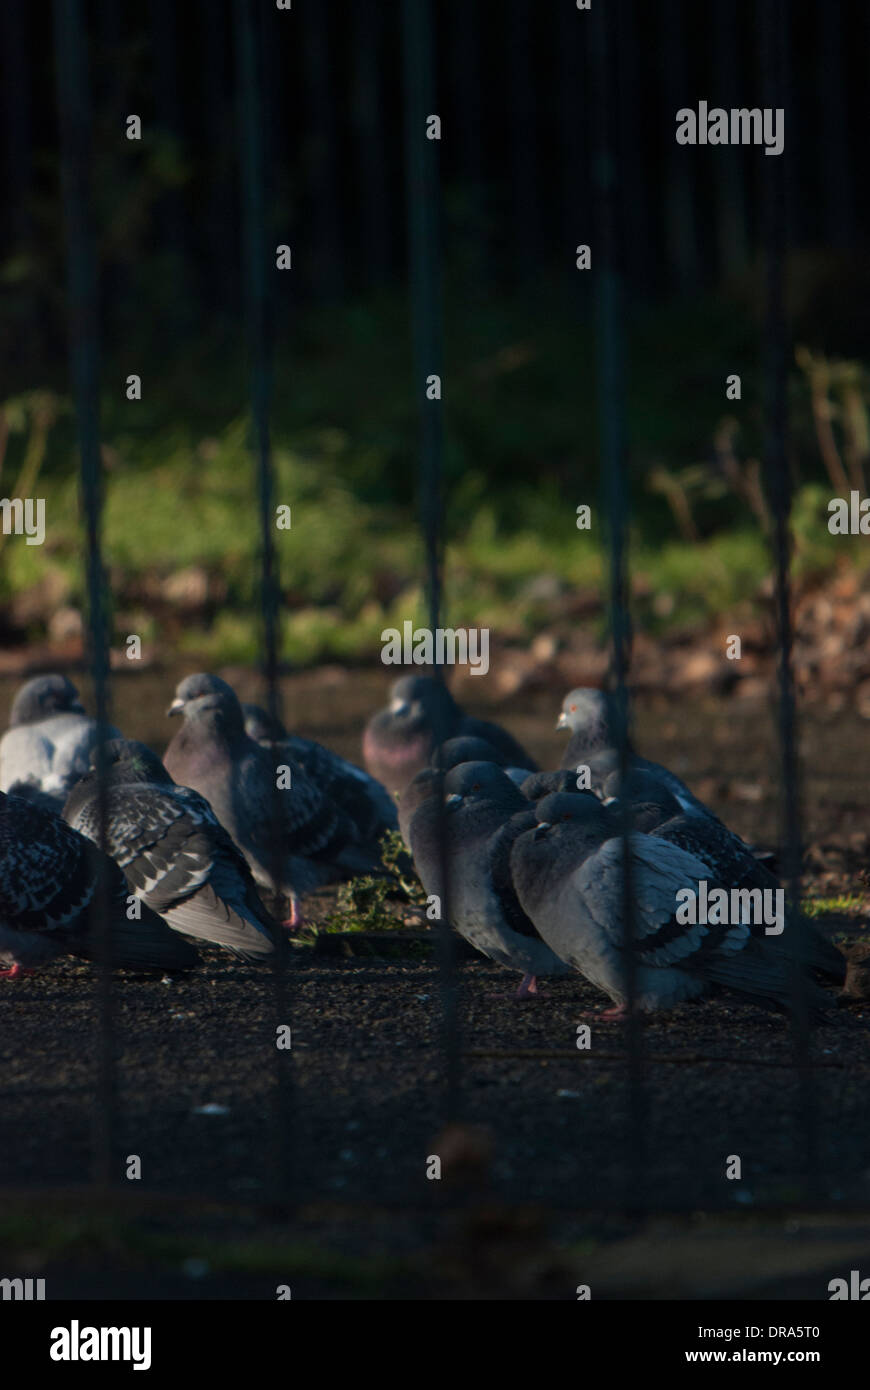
3;0;864;1248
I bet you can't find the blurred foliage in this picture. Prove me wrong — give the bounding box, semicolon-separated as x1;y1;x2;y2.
1;272;869;662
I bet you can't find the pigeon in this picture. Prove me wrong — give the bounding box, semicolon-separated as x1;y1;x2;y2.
397;740;515;847
0;790;199;975
164;674;381;920
511;791;830;1016
398;737;529;848
242;704;285;744
363;674;537;795
603;768;846;984
0;674;121;809
432;735;529;787
408;760;572;997
555;686;714;818
243;701;398;842
63;740;276;961
398;767;439;850
520;769;584;802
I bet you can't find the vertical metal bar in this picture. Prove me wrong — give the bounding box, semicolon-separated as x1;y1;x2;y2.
402;0;459;1124
507;0;541;277
149;0;189;329
556;0;588;293
449;0;487;291
615;0;649;298
302;0;344;301
660;0;700;292
759;0;819;1198
352;0;391;288
201;0;233;321
712;0;749;277
235;0;293;1204
53;0;116;1189
590;0;646;1214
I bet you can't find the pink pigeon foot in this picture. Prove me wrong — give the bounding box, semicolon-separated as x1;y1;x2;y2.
516;973;539;1000
600;1002;629;1020
0;964;34;980
280;900;304;932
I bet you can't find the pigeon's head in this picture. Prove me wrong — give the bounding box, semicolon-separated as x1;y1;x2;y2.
242;702;286;744
9;674;85;727
555;687;610;741
92;739;172;785
442;760;524;810
533;791;610;841
388;673;454;724
433;735;503;771
602;767;680;816
168;673;245;738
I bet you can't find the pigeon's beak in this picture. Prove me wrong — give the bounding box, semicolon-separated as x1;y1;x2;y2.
167;697;184;717
556;712;568;730
533;821;551;840
390;699;410;716
70;700;86;715
445;793;462;808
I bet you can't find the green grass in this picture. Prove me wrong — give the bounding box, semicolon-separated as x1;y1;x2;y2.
5;444;863;666
3;277;869;665
802;896;866;919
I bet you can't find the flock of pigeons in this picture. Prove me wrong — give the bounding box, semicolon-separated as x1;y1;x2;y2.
0;672;395;976
0;669;847;1018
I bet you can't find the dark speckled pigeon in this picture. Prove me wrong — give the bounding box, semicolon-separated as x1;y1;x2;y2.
408;760;571;998
63;740;276;961
0;674;121;809
0;790;199;975
363;674;537;795
164;674;382;921
243;702;397;842
511;792;831;1016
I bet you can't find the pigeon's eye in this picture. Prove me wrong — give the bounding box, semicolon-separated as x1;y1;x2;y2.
570;704;577;712
472;782;481;791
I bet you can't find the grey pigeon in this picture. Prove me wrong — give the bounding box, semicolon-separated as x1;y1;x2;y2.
520;769;583;801
408;761;571;997
399;737;528;848
363;674;537;795
432;735;529;787
164;674;381;921
0;674;121;809
63;740;276;961
0;790;199;975
398;766;439;850
243;701;397;842
511;792;830;1016
556;686;713;818
603;768;846;984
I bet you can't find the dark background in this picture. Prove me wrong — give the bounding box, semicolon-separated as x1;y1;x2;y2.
2;0;869;508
